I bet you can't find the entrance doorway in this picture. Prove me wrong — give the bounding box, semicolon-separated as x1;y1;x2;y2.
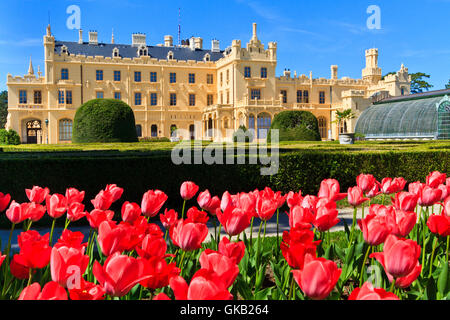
26;120;42;144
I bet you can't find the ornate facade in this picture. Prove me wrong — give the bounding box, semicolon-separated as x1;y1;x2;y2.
6;23;410;144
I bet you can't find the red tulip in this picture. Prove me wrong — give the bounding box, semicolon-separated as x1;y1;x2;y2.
86;209;114;229
160;208;179;230
67;202;86;222
153;293;171;300
292;254;341;300
220;191;234;212
14;230;51;269
104;184;124;202
280;229;320;269
169;270;233;300
369;204;394;218
286;191;303;209
121;201;141;224
387;262;422;289
418;186;442;207
204;196;221;215
197;189;212;210
185;206;209;224
348;282;399;300
288;206;315;230
93;252;150;297
65;188;85;205
385;209;417;238
218;237;246;265
170;219;208;251
18;281;68;300
0;252;5;268
10;255;32;279
69;279;105;300
140;256;180;290
216;206;251;237
141;189;168;218
313;201;340;232
234;192;257;217
97;221;132;256
381;177;406;195
370;235;421;279
91;190;113;211
25;186;50;204
0;192;11;212
54;229;87;250
136;233;167;259
180;181;199;200
426;171;446;188
391;192;418;212
348;186;369;207
358;213;391;246
25;202;46;222
301;195;319;214
443;197;450;217
427;214;450;237
50;246;89;288
356;174;377;193
255;192;279;221
5;201;29;224
408;181;425;196
46;194;68;219
437;184;450;201
318;179;347;202
199;250;240;289
366;181;382;198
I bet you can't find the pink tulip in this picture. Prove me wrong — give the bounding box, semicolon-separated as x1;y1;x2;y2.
170;220;208;251
418;186;442;207
356;174;377;193
426;171;446;188
121;201;141;224
347;186;369;207
180;181;199;200
25;186;50;204
50;246;89;288
46;194;68;219
318;179;347;202
141;190;168;218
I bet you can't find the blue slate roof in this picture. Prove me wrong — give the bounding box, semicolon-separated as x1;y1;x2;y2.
55;41;225;62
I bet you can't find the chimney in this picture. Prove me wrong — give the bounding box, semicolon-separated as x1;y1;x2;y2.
132;33;147;47
283;69;291;78
331;65;338;80
194;37;203;49
78;29;83;44
88;31;98;45
189;37;196;50
164;35;173;47
211;39;220;52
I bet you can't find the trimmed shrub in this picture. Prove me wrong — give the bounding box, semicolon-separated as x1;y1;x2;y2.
268;111;321;141
0;129;20;145
139;137;171;143
72;99;138;143
233;125;254;143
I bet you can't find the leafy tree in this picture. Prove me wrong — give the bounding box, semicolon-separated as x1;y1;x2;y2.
0;91;7;129
445;79;450;89
332;109;356;134
382;72;433;94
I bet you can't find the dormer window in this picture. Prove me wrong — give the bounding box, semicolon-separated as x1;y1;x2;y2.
137;45;148;57
167;51;174;60
203;53;211;62
112;47;119;58
61;45;68;55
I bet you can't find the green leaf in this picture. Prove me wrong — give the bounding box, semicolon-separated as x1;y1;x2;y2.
254;287;272;300
437;258;449;299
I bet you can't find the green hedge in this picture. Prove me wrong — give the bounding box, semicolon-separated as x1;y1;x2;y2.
268;111;321;141
0;129;20;145
72;99;138;143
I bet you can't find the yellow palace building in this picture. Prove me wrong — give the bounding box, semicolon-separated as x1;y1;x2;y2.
6;23;410;144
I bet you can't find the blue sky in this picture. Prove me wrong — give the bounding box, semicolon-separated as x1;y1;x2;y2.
0;0;449;91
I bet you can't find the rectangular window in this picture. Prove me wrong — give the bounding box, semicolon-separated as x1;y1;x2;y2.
244;67;251;78
303;90;309;103
251;89;261;100
150;93;157;106
207;74;214;84
134;71;141;82
58;90;65;104
226;70;230;82
170;73;176;83
150;72;157;83
135;92;142;106
189;73;195;84
297;90;303;103
114;71;121;82
66;91;72;104
96;91;104;99
319;91;326;104
281;90;287;103
207;94;214;106
261;67;267;79
34;91;42;104
96;70;103;81
19;90;27;104
61;68;69;80
189;94;196;106
170;93;177;106
114;92;121;100
220;73;223;86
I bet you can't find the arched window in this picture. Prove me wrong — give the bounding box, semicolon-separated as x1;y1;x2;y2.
59;119;72;141
318;117;327;139
112;47;119;58
170;124;177;137
167;51;174;60
257;113;271;139
203;53;211;62
151;125;158;137
136;124;142;137
137;45;148;57
61;45;68;54
248;114;255;130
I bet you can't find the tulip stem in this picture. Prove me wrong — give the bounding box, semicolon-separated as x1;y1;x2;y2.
179;250;187;275
359;245;371;287
429;236;438;278
276;209;280;257
181;200;186;220
389;279;396;293
4;223;15;263
348;207;358;248
288;275;295;300
446;236;449;262
27;268;33;287
49;218;56;246
249;217;255;253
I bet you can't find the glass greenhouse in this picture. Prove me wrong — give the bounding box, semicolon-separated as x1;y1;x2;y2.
355;90;450;140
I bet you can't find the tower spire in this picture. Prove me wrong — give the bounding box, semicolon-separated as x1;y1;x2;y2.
28;56;34;75
111;28;115;44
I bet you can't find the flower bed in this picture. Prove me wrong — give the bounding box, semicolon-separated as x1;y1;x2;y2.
0;171;449;300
